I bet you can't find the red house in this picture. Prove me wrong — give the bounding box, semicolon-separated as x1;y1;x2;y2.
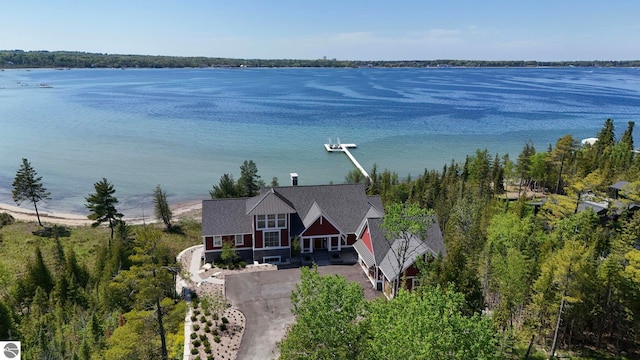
202;183;385;265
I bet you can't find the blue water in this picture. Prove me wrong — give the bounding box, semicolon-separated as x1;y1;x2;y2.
1;67;639;216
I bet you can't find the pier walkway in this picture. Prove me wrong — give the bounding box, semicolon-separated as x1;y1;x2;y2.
324;143;370;181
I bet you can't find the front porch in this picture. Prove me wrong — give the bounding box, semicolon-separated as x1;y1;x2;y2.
298;234;347;253
281;248;358;269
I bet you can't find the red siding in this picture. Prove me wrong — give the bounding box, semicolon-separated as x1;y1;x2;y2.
242;234;252;248
205;237;214;250
361;227;374;254
302;216;339;236
405;264;419;277
346;234;357;245
255;230;263;248
281;229;289;247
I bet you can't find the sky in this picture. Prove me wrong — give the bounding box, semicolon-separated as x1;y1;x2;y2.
2;0;639;61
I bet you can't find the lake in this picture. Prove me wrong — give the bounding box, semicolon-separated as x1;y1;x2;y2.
1;67;639;216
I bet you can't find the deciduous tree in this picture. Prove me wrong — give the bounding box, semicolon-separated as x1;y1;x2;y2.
381;202;434;297
359;287;499;360
278;266;365;360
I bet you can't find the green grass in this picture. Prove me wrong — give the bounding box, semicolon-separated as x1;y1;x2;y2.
0;218;202;281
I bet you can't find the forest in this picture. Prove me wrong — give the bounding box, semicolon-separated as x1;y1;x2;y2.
2;49;640;69
1;118;640;359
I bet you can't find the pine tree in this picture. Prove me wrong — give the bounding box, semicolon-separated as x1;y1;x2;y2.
153;185;172;230
85;178;123;244
12;158;51;226
237;160;262;197
210;173;238;198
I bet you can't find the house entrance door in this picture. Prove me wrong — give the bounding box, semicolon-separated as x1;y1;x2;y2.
302;238;312;253
314;237;327;250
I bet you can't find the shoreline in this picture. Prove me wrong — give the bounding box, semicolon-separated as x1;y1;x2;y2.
0;200;203;227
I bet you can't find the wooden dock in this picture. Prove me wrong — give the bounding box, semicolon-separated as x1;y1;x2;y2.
324;143;370;180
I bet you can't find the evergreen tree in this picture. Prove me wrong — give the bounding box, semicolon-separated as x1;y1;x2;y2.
12;158;51;226
210;173;238;199
237;160;262;197
85;178;123;244
153;184;172;230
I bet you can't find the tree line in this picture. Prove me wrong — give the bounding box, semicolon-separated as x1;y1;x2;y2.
2;50;640;69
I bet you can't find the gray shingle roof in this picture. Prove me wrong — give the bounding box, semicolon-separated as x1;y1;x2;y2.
246;188;296;216
353;239;375;268
202;198;253;236
269;184;383;234
610;181;630;190
202;183;384;237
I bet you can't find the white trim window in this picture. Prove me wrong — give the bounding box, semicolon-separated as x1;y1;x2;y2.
213;236;222;247
264;231;280;247
263;256;281;264
257;214;287;230
235;234;244;246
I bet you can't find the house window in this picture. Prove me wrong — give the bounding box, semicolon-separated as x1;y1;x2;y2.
257;214;287;229
264;231;280;247
235;234;244;246
263;256;281;264
213;236;222;247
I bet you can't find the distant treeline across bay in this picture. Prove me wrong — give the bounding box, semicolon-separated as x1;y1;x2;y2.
2;50;640;69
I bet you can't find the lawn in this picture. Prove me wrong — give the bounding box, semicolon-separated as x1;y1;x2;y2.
0;217;202;281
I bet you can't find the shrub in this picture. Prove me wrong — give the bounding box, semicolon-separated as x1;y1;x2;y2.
214;336;221;343
207;355;214;360
203;339;210;347
204;309;211;316
212;313;219;320
191;333;197;340
200;315;207;323
191;315;197;322
212;329;219;336
238;260;247;268
194;309;201;315
192;339;201;347
191;348;199;355
0;213;15;228
204;346;212;354
204;325;211;333
199;334;206;342
219;323;227;331
221;317;229;324
193;324;200;331
207;320;213;326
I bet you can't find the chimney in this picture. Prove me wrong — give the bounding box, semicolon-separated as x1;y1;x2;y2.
290;173;299;186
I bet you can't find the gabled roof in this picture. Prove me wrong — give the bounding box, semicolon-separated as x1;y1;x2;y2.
354;215;446;282
246;188;296;216
202;198;252;236
302;201;341;231
577;200;609;215
610;181;630;191
265;183;383;234
203;183;384;237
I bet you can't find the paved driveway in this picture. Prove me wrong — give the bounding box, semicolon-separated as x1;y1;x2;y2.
225;264;380;360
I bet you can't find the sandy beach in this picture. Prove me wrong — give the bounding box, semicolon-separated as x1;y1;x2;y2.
0;200;203;226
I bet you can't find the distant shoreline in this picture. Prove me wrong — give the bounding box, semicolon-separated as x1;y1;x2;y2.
2;50;639;69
